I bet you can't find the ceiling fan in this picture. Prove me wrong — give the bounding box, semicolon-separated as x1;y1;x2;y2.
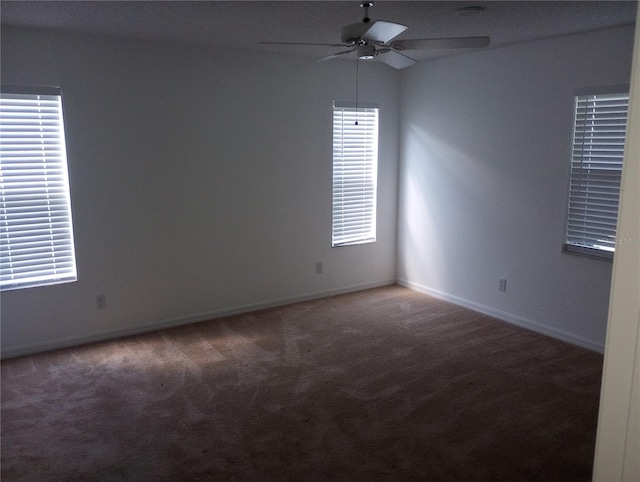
261;2;491;69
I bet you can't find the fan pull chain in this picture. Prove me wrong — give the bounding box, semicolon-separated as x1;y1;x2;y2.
355;57;359;125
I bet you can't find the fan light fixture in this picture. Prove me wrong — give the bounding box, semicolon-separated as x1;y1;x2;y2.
357;44;376;60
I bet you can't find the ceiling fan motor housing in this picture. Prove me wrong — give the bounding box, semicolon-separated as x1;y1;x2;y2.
341;20;409;45
341;22;370;44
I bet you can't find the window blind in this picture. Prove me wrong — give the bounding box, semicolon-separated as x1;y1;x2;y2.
0;88;77;290
565;92;629;259
332;104;379;247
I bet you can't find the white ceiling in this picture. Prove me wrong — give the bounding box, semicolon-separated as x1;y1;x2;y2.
1;1;637;64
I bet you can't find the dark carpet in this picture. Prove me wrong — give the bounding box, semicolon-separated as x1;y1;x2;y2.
1;285;603;481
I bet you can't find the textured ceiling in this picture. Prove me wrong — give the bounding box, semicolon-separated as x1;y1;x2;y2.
1;1;637;63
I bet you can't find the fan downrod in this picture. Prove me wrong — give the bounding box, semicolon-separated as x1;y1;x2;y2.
360;2;373;23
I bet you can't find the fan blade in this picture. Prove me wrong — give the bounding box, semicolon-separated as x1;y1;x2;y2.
376;49;417;69
392;36;491;50
259;41;347;48
362;20;408;44
317;48;357;63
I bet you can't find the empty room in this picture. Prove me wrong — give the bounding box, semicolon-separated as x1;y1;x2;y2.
1;1;638;480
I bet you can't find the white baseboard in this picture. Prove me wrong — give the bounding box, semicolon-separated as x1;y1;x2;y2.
1;279;395;359
397;279;604;353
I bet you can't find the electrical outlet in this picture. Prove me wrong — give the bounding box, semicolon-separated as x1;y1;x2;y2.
316;262;323;274
498;279;507;292
96;295;106;309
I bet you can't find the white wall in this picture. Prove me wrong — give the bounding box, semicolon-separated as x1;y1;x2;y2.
397;25;636;351
0;27;400;357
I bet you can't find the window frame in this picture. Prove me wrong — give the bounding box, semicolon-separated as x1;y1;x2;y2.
331;101;379;248
563;86;630;261
0;85;78;291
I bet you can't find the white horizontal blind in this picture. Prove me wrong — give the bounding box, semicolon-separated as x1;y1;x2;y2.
0;88;77;290
332;105;379;247
565;92;629;258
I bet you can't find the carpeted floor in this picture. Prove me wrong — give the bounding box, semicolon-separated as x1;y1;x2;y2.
1;285;603;481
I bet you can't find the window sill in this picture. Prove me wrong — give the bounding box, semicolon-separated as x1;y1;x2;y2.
563;244;613;261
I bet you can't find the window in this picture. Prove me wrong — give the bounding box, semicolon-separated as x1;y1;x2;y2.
0;86;77;290
332;103;379;247
564;90;629;259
